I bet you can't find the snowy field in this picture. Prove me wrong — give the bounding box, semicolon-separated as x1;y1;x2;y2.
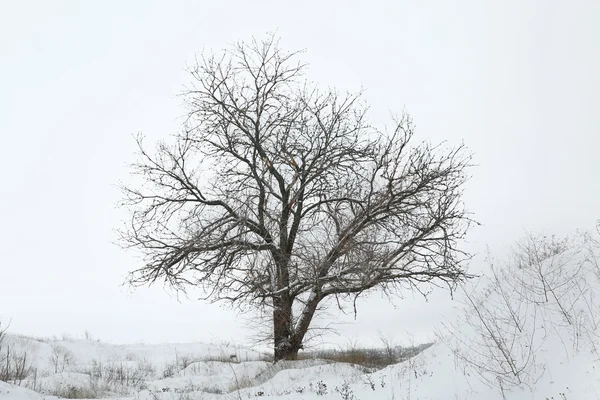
1;233;600;399
0;334;597;400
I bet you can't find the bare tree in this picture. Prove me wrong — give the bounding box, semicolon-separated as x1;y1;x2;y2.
119;36;475;361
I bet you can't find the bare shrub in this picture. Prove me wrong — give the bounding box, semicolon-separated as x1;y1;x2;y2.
50;344;75;373
178;355;197;369
445;230;600;396
49;385;98;399
0;328;35;385
377;331;402;365
60;333;74;341
0;322;6;376
162;359;178;378
449;277;541;392
84;359;153;394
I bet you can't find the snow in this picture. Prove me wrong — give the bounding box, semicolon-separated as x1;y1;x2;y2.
0;381;46;400
1;234;600;399
1;334;599;399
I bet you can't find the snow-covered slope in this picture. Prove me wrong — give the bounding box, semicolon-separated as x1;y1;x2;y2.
0;381;45;400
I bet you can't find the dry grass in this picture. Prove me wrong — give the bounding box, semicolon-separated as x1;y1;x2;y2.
47;385;99;399
297;343;433;370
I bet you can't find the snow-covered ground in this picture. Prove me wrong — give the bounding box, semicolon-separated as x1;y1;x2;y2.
2;232;600;399
0;335;598;400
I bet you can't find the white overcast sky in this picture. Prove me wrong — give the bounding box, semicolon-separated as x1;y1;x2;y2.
0;0;598;348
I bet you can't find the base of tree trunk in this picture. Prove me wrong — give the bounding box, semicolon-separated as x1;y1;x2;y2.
274;347;300;362
273;337;302;361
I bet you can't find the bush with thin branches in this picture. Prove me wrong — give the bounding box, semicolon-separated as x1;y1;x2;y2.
444;230;600;396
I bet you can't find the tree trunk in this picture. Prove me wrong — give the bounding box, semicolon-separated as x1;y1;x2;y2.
273;294;300;361
273;291;322;362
